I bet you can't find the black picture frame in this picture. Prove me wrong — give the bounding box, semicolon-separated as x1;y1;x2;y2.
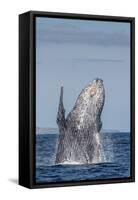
19;10;135;189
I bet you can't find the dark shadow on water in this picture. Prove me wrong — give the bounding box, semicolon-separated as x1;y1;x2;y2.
8;178;18;185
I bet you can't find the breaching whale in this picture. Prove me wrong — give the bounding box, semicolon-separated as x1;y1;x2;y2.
55;78;105;164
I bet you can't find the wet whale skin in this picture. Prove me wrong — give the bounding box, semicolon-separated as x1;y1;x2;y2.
55;78;105;164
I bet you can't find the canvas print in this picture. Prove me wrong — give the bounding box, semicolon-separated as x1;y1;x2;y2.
36;17;131;184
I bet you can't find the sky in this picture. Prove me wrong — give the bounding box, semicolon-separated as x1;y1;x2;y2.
36;17;130;132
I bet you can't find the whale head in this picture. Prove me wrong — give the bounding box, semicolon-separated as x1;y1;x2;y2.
73;78;105;122
88;78;105;108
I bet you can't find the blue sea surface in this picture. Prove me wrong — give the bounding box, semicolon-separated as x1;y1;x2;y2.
36;132;130;183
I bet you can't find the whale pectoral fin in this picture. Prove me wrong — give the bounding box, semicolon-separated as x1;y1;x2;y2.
57;86;66;129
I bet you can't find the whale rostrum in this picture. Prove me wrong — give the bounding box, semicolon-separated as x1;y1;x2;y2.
55;78;105;164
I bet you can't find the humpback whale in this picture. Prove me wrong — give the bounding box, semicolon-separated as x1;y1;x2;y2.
55;78;105;164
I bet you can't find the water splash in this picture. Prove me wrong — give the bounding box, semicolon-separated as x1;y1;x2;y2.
91;133;106;163
102;133;114;163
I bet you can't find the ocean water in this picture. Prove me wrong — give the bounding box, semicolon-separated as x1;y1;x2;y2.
36;132;130;183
